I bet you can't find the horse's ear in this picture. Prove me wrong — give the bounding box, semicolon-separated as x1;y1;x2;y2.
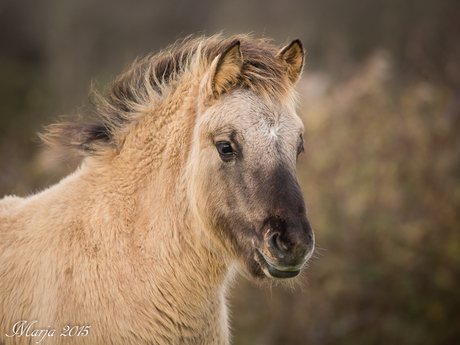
210;40;243;97
277;39;304;85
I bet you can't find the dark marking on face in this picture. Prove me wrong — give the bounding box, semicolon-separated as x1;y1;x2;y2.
205;150;313;278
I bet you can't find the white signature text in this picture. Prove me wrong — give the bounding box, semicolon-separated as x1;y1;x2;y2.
6;320;90;343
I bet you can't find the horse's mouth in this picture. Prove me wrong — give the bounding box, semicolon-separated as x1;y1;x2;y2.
255;250;301;279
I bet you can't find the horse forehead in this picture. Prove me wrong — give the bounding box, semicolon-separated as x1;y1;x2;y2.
246;107;300;144
211;90;302;142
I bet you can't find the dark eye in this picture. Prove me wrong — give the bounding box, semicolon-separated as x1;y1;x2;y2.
297;136;305;156
297;144;304;156
216;141;236;157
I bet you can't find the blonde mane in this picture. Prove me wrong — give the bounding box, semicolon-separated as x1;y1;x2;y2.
41;34;299;157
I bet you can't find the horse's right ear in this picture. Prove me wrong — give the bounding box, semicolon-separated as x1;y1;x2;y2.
201;40;243;100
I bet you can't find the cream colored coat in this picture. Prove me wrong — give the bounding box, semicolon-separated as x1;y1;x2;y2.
0;35;305;345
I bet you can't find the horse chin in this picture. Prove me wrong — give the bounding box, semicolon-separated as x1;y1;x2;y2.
253;250;301;280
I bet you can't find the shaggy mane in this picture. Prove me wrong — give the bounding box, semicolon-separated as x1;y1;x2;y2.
41;34;298;156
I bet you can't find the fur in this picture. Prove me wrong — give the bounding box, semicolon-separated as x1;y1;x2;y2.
0;34;311;345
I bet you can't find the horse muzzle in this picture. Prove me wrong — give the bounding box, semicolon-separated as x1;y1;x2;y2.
255;218;315;279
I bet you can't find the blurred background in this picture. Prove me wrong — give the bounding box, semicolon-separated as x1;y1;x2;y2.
1;0;459;344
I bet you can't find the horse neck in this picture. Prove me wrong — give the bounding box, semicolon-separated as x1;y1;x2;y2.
88;90;233;293
27;158;232;339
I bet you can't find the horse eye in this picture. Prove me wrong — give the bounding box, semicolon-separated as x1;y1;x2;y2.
216;141;236;156
297;136;305;156
297;143;305;156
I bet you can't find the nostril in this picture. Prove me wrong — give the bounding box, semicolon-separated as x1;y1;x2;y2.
308;232;315;251
267;233;287;259
275;233;289;252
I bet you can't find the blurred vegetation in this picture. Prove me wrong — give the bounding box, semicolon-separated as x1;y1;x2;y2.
1;0;459;344
232;53;460;345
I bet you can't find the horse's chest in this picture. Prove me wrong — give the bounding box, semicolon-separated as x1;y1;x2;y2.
108;289;230;345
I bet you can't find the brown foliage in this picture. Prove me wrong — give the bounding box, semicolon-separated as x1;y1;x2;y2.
231;52;460;345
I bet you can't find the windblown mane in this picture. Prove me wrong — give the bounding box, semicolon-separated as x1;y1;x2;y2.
41;34;299;156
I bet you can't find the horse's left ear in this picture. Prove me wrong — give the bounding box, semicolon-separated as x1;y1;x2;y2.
277;39;305;85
